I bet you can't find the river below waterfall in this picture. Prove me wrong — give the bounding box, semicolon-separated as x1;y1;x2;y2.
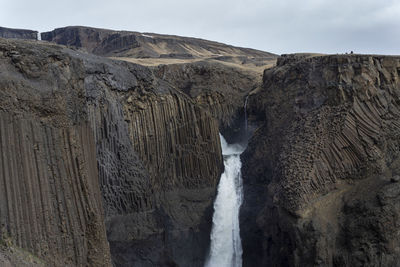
205;134;245;267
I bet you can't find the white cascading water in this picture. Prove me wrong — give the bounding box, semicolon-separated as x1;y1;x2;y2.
205;134;245;267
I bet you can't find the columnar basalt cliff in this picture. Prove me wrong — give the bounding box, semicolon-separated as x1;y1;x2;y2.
119;91;223;266
74;50;223;266
241;54;400;266
0;27;38;40
41;25;278;143
6;25;400;267
0;37;224;266
0;39;111;266
153;62;261;141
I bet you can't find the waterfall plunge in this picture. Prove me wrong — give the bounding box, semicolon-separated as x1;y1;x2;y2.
205;134;245;267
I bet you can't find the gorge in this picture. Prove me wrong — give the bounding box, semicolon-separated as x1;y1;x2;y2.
206;134;245;267
1;26;400;267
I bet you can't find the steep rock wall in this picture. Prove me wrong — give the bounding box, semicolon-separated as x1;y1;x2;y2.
154;62;260;142
62;43;224;266
0;39;111;266
241;54;400;266
0;37;232;266
117;90;222;266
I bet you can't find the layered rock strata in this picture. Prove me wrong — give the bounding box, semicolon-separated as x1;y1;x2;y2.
241;54;400;266
153;62;261;141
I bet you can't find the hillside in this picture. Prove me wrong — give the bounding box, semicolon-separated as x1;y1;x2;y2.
41;26;277;73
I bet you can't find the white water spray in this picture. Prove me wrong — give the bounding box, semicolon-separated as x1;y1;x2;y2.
205;134;245;267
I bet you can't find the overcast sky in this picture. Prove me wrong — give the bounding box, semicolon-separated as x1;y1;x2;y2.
1;0;399;55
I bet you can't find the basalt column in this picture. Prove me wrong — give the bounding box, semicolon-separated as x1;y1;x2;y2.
0;39;111;266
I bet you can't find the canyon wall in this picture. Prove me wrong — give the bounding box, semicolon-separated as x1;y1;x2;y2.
0;39;111;266
5;27;400;267
0;37;224;266
153;62;260;142
241;54;400;266
71;49;223;266
41;25;277;143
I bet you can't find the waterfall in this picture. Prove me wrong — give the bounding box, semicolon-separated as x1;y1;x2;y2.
205;134;245;267
244;95;249;131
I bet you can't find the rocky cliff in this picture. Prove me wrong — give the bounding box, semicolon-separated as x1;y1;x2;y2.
0;27;38;40
241;54;400;266
153;61;261;142
0;38;111;266
4;24;400;267
0;37;224;266
41;26;277;143
75;50;223;266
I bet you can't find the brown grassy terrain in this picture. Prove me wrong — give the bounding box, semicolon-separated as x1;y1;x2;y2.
111;56;277;74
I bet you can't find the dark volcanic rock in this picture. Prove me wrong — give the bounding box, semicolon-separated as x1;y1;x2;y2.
241;54;400;266
153;61;260;143
0;27;38;40
41;25;276;142
69;50;223;266
0;38;223;266
41;27;143;56
0;39;111;266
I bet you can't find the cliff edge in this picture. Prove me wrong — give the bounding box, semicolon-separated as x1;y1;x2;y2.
241;54;400;266
0;37;223;266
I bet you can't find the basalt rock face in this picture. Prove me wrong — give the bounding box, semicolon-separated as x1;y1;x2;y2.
0;39;111;266
71;49;223;266
0;38;223;266
41;26;122;55
154;61;260;143
0;27;38;40
116;90;222;266
241;54;400;266
41;26;277;143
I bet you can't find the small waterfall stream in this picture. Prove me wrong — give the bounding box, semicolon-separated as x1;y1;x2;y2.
205;135;245;267
244;95;249;132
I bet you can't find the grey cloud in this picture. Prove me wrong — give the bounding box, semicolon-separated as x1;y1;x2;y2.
0;0;399;55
